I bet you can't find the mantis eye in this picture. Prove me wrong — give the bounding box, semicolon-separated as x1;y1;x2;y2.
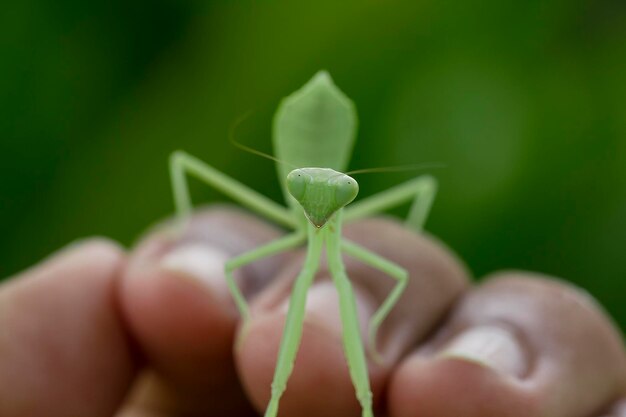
286;169;307;201
335;175;359;207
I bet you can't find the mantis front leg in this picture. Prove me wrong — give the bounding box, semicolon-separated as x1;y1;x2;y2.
341;239;408;364
343;174;437;232
264;224;324;417
326;218;375;417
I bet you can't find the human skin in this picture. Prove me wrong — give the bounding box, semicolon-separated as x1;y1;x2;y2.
0;207;625;417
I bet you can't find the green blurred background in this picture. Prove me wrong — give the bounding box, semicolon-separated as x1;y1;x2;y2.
2;1;625;330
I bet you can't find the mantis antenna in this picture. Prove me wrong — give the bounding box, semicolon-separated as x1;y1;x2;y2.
229;111;297;169
346;162;446;175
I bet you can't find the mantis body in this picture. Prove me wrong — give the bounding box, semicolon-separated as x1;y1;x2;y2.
169;71;437;417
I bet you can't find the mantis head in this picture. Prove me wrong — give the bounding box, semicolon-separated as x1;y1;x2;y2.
286;168;359;228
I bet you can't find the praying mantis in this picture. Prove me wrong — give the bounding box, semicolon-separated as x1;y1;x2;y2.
168;71;437;417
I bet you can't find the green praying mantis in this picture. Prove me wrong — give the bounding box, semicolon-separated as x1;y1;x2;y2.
168;71;437;417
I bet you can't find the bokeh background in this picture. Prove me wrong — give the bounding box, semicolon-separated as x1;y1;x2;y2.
2;1;625;330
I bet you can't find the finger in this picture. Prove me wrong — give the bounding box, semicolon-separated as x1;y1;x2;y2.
389;273;626;417
597;398;626;417
605;399;626;417
120;206;292;416
0;239;134;417
236;217;470;417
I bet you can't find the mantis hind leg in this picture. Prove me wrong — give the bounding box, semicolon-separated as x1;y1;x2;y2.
343;175;437;232
169;150;296;229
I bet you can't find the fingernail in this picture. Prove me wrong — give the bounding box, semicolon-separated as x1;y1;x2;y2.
57;237;118;256
160;243;231;300
438;325;528;378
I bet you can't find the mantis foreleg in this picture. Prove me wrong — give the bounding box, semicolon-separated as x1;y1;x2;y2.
265;224;324;417
326;217;374;417
169;151;296;229
341;239;408;364
343;175;437;232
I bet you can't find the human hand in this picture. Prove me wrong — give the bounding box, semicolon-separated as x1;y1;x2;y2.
1;206;625;417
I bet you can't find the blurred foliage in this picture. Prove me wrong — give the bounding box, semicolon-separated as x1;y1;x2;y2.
1;0;625;330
